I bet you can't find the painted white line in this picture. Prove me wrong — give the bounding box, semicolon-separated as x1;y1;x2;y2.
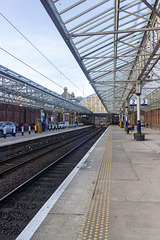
16;127;110;240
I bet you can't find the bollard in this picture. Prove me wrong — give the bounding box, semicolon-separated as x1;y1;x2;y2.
52;124;54;131
13;127;16;137
49;125;51;131
35;125;37;134
29;126;31;135
3;128;6;138
22;126;24;136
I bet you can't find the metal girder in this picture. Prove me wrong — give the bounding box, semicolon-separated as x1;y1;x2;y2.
41;0;160;114
71;27;160;36
40;0;92;83
142;86;160;111
141;0;160;18
0;65;92;114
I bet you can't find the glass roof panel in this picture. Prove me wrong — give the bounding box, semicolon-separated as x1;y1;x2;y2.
41;0;160;113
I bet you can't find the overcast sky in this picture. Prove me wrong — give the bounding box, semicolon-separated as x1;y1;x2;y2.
0;0;95;97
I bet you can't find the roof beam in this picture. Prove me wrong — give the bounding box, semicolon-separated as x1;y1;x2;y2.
141;0;160;18
41;0;160;114
71;27;160;36
0;65;92;114
40;0;93;85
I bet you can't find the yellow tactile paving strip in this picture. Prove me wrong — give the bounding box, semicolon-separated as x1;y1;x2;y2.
78;129;112;240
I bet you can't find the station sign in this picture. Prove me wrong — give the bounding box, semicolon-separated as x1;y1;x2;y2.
130;99;148;106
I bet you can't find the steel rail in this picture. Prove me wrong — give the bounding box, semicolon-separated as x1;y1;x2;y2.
0;128;95;177
0;128;104;204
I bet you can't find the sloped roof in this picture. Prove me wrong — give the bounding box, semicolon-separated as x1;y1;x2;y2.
41;0;160;113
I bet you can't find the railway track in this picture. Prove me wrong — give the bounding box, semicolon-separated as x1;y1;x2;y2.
0;127;106;240
0;127;95;177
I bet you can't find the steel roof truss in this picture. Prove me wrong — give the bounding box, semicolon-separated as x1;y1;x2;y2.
41;0;160;113
0;65;91;114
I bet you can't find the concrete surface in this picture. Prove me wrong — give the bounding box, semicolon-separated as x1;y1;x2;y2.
16;126;160;240
109;126;160;240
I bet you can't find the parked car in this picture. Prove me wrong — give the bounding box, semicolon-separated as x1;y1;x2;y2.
47;121;54;130
0;121;16;138
58;122;66;129
29;123;35;130
19;123;29;131
13;122;19;131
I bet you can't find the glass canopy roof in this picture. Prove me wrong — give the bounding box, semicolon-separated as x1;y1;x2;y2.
41;0;160;113
0;65;91;114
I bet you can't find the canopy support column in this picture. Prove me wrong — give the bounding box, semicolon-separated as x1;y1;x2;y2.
125;101;128;128
136;82;141;134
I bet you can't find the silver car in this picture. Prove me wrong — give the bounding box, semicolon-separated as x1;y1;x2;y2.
0;121;16;138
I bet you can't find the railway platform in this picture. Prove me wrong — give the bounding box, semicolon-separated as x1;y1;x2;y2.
16;125;160;240
0;125;90;147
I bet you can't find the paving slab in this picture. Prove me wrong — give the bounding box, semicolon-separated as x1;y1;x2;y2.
109;126;160;240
